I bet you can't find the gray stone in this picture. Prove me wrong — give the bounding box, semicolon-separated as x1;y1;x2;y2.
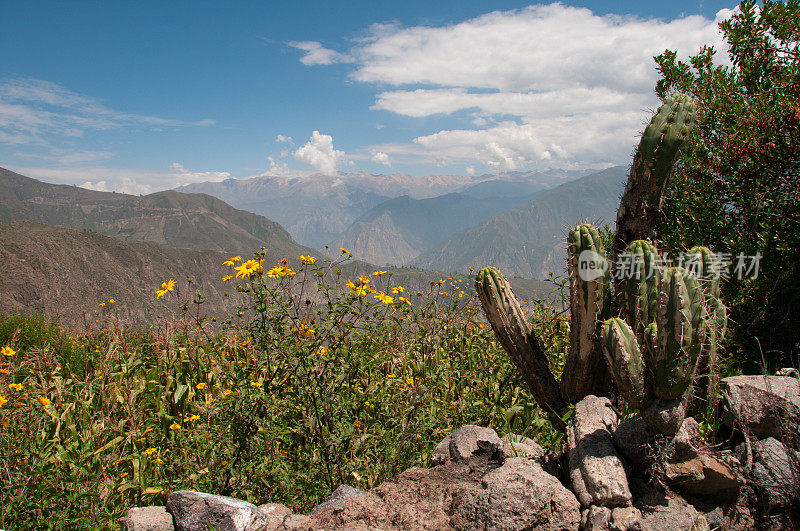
453;457;580;530
745;437;800;508
614;416;700;468
430;425;504;466
256;503;292;530
721;375;800;440
631;480;710;531
568;395;632;508
581;506;644;530
310;484;367;515
122;506;174;531
166;490;267;531
500;433;546;461
664;452;742;500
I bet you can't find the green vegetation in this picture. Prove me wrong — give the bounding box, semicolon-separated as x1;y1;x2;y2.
0;251;567;529
654;0;800;369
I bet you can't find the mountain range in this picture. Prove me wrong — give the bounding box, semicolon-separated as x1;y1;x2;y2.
176;169;584;250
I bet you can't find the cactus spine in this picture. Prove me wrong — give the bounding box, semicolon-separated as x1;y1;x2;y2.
617;240;660;344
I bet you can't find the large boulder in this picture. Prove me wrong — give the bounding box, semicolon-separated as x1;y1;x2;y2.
166;491;267;531
431;425;504;466
631;479;710;531
741;437;800;509
614;416;700;468
663;452;742;500
721;375;800;440
122;506;175;531
452;457;580;530
568;395;632;508
501;433;546;461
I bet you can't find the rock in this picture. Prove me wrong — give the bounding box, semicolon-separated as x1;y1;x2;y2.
614;416;700;469
500;433;546;461
580;505;643;530
743;437;800;509
310;484;368;515
430;425;504;466
256;503;292;530
166;491;267;531
568;395;632;508
453;458;580;530
631;479;710;531
775;368;798;378
122;506;175;531
664;452;742;500
721;375;800;440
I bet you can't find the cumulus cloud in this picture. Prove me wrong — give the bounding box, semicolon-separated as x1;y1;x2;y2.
370;151;391;165
275;134;294;144
293;131;346;175
288;41;353;65
169;162;231;186
296;3;732;171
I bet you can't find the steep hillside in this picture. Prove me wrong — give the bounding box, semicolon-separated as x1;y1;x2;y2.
334;193;534;266
0;221;238;326
413;167;626;278
0;167;316;259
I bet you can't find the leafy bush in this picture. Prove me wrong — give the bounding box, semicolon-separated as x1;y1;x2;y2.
0;251;565;528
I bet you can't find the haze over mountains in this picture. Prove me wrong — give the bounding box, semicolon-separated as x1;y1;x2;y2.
176;169;584;250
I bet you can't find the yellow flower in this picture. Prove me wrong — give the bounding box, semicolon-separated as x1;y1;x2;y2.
317;347;328;356
266;265;296;278
374;292;394;305
109;298;115;304
0;394;6;408
223;389;232;396
290;323;315;338
39;396;52;408
169;422;181;430
185;414;201;422
250;381;262;387
235;259;261;279
406;377;414;385
0;369;8;374
398;297;412;306
372;270;387;276
222;275;232;282
156;278;176;299
387;374;396;378
9;383;23;391
99;302;105;307
196;383;206;390
340;247;350;254
391;286;404;293
1;346;15;357
223;256;241;266
205;397;215;406
143;447;158;456
358;275;370;284
301;255;316;264
240;337;252;347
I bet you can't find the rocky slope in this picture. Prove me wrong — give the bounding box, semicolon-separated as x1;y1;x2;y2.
413;167;626;277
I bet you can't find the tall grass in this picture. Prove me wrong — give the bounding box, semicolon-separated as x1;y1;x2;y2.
0;251;567;529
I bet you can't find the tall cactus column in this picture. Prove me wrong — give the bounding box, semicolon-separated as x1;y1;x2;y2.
476;267;569;431
612;93;697;267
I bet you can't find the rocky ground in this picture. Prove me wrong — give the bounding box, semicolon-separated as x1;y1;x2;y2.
122;373;800;530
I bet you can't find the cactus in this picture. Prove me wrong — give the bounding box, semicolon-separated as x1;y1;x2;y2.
474;95;706;433
617;240;660;343
560;224;612;401
475;266;568;430
613;93;698;263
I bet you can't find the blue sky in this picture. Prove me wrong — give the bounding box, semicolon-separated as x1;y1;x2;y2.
1;1;739;193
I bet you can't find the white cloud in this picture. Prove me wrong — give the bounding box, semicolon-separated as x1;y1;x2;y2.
169;162;231;186
465;166;475;176
287;41;353;65
293;130;346;175
267;155;289;174
296;3;732;171
370;151;391;165
275;134;294;144
0;77;215;158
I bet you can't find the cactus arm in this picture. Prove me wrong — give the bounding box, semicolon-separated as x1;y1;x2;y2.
475;266;568;431
560;224;612;402
654;266;708;400
612;93;697;266
601;318;647;409
618;240;660;342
